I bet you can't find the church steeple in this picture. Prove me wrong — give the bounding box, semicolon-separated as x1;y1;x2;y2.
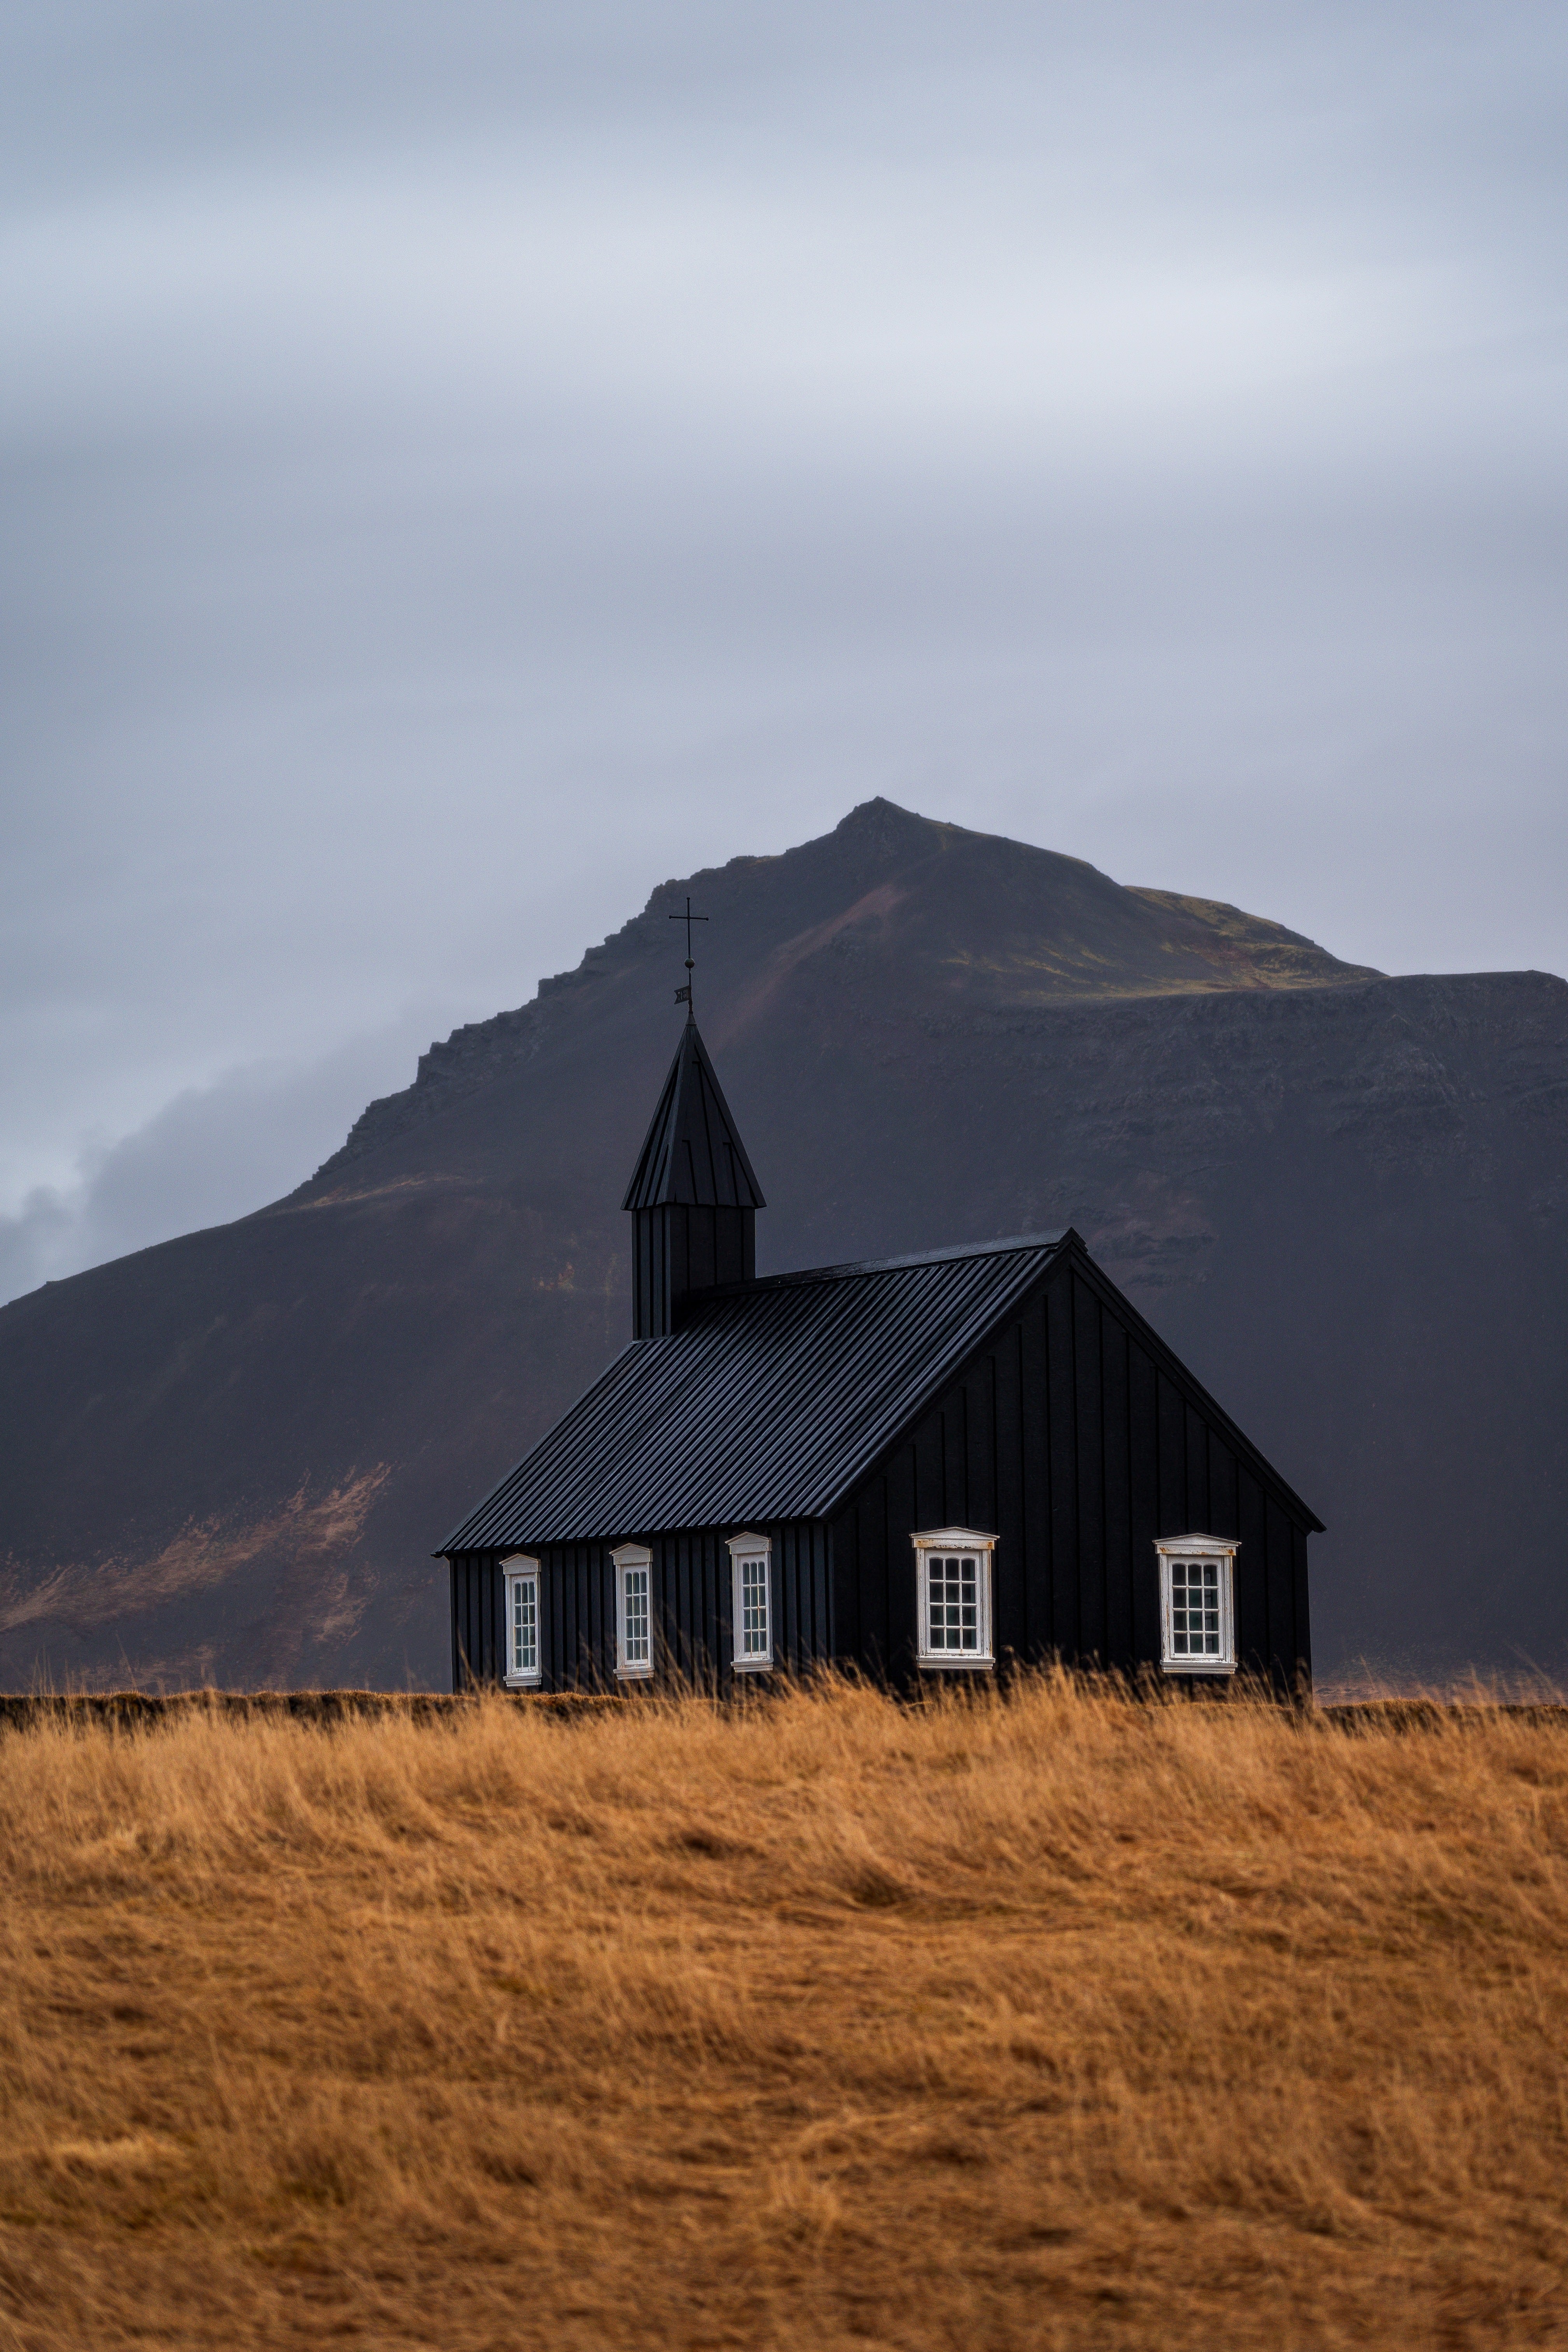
623;1023;765;1339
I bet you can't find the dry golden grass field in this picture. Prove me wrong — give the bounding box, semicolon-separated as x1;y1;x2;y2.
2;1675;1567;2351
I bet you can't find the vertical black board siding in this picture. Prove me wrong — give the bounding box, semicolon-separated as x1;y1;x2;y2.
1265;1496;1298;1691
993;1322;1027;1663
691;1531;708;1686
651;1534;667;1678
698;1530;714;1685
1156;1374;1186;1536
1020;1295;1050;1658
1292;1524;1312;1692
708;1528;724;1685
562;1544;579;1688
836;1501;862;1661
1185;1405;1211;1535
593;1540;609;1687
970;1352;998;1544
1047;1283;1078;1653
1102;1320;1132;1669
655;1533;673;1678
555;1546;569;1689
585;1542;598;1687
942;1394;966;1535
651;1535;668;1680
782;1526;800;1671
915;1414;944;1535
870;1480;889;1667
1073;1279;1106;1662
780;1524;799;1675
718;1533;735;1680
785;1526;801;1666
448;1560;461;1692
1127;1346;1161;1664
462;1560;479;1690
1211;1435;1240;1543
1236;1472;1270;1678
896;1446;920;1672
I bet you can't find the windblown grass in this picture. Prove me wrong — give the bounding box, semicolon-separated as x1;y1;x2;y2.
1;1673;1565;2349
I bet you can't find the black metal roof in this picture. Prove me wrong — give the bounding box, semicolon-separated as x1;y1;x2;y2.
442;1233;1067;1550
621;1020;766;1211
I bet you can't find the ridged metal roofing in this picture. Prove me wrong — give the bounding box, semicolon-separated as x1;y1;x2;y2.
442;1234;1066;1549
621;1020;766;1211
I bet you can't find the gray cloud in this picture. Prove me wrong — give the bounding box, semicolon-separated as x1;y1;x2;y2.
0;1010;449;1302
2;3;1566;1292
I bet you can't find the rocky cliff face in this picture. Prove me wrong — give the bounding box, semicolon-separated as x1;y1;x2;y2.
1;801;1561;1689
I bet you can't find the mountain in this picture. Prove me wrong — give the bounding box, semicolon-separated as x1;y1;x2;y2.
2;798;1563;1690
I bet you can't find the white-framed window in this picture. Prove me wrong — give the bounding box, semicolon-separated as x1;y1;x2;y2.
1155;1537;1238;1675
501;1555;542;1685
726;1532;773;1671
911;1529;997;1668
611;1543;653;1679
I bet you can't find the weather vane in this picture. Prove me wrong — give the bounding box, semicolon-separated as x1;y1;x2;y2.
670;896;708;1019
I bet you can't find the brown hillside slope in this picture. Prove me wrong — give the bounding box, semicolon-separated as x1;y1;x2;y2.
0;798;1563;1693
2;1678;1565;2350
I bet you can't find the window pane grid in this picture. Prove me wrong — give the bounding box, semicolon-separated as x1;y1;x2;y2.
509;1575;537;1678
622;1566;650;1667
739;1552;769;1658
1171;1559;1222;1657
926;1554;980;1652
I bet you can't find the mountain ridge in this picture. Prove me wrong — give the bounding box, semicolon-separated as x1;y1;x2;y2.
310;798;1379;1185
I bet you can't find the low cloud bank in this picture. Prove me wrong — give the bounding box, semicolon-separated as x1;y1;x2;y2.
0;1015;444;1305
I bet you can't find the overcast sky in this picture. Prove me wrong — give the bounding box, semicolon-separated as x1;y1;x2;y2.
3;2;1566;1302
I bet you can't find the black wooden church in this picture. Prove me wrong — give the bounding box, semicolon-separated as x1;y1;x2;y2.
440;1012;1320;1695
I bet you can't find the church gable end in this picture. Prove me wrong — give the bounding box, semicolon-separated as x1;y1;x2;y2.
830;1244;1315;1693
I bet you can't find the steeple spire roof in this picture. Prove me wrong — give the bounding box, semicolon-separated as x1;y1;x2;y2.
622;1022;766;1212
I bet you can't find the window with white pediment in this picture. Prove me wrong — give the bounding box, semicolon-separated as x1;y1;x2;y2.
911;1529;996;1668
1155;1537;1238;1675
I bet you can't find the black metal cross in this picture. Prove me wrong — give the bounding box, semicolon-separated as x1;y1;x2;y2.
669;896;708;1017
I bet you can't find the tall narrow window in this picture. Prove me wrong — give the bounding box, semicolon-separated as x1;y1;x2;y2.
501;1555;541;1686
1155;1538;1238;1675
611;1544;654;1679
911;1530;997;1669
726;1533;773;1671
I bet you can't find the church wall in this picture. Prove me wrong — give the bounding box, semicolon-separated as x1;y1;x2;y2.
831;1257;1314;1693
632;1204;755;1339
449;1519;832;1692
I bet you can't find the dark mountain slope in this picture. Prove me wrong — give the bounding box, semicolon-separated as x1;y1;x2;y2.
1;800;1561;1689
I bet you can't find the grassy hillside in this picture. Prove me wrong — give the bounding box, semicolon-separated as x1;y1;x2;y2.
2;1678;1566;2348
